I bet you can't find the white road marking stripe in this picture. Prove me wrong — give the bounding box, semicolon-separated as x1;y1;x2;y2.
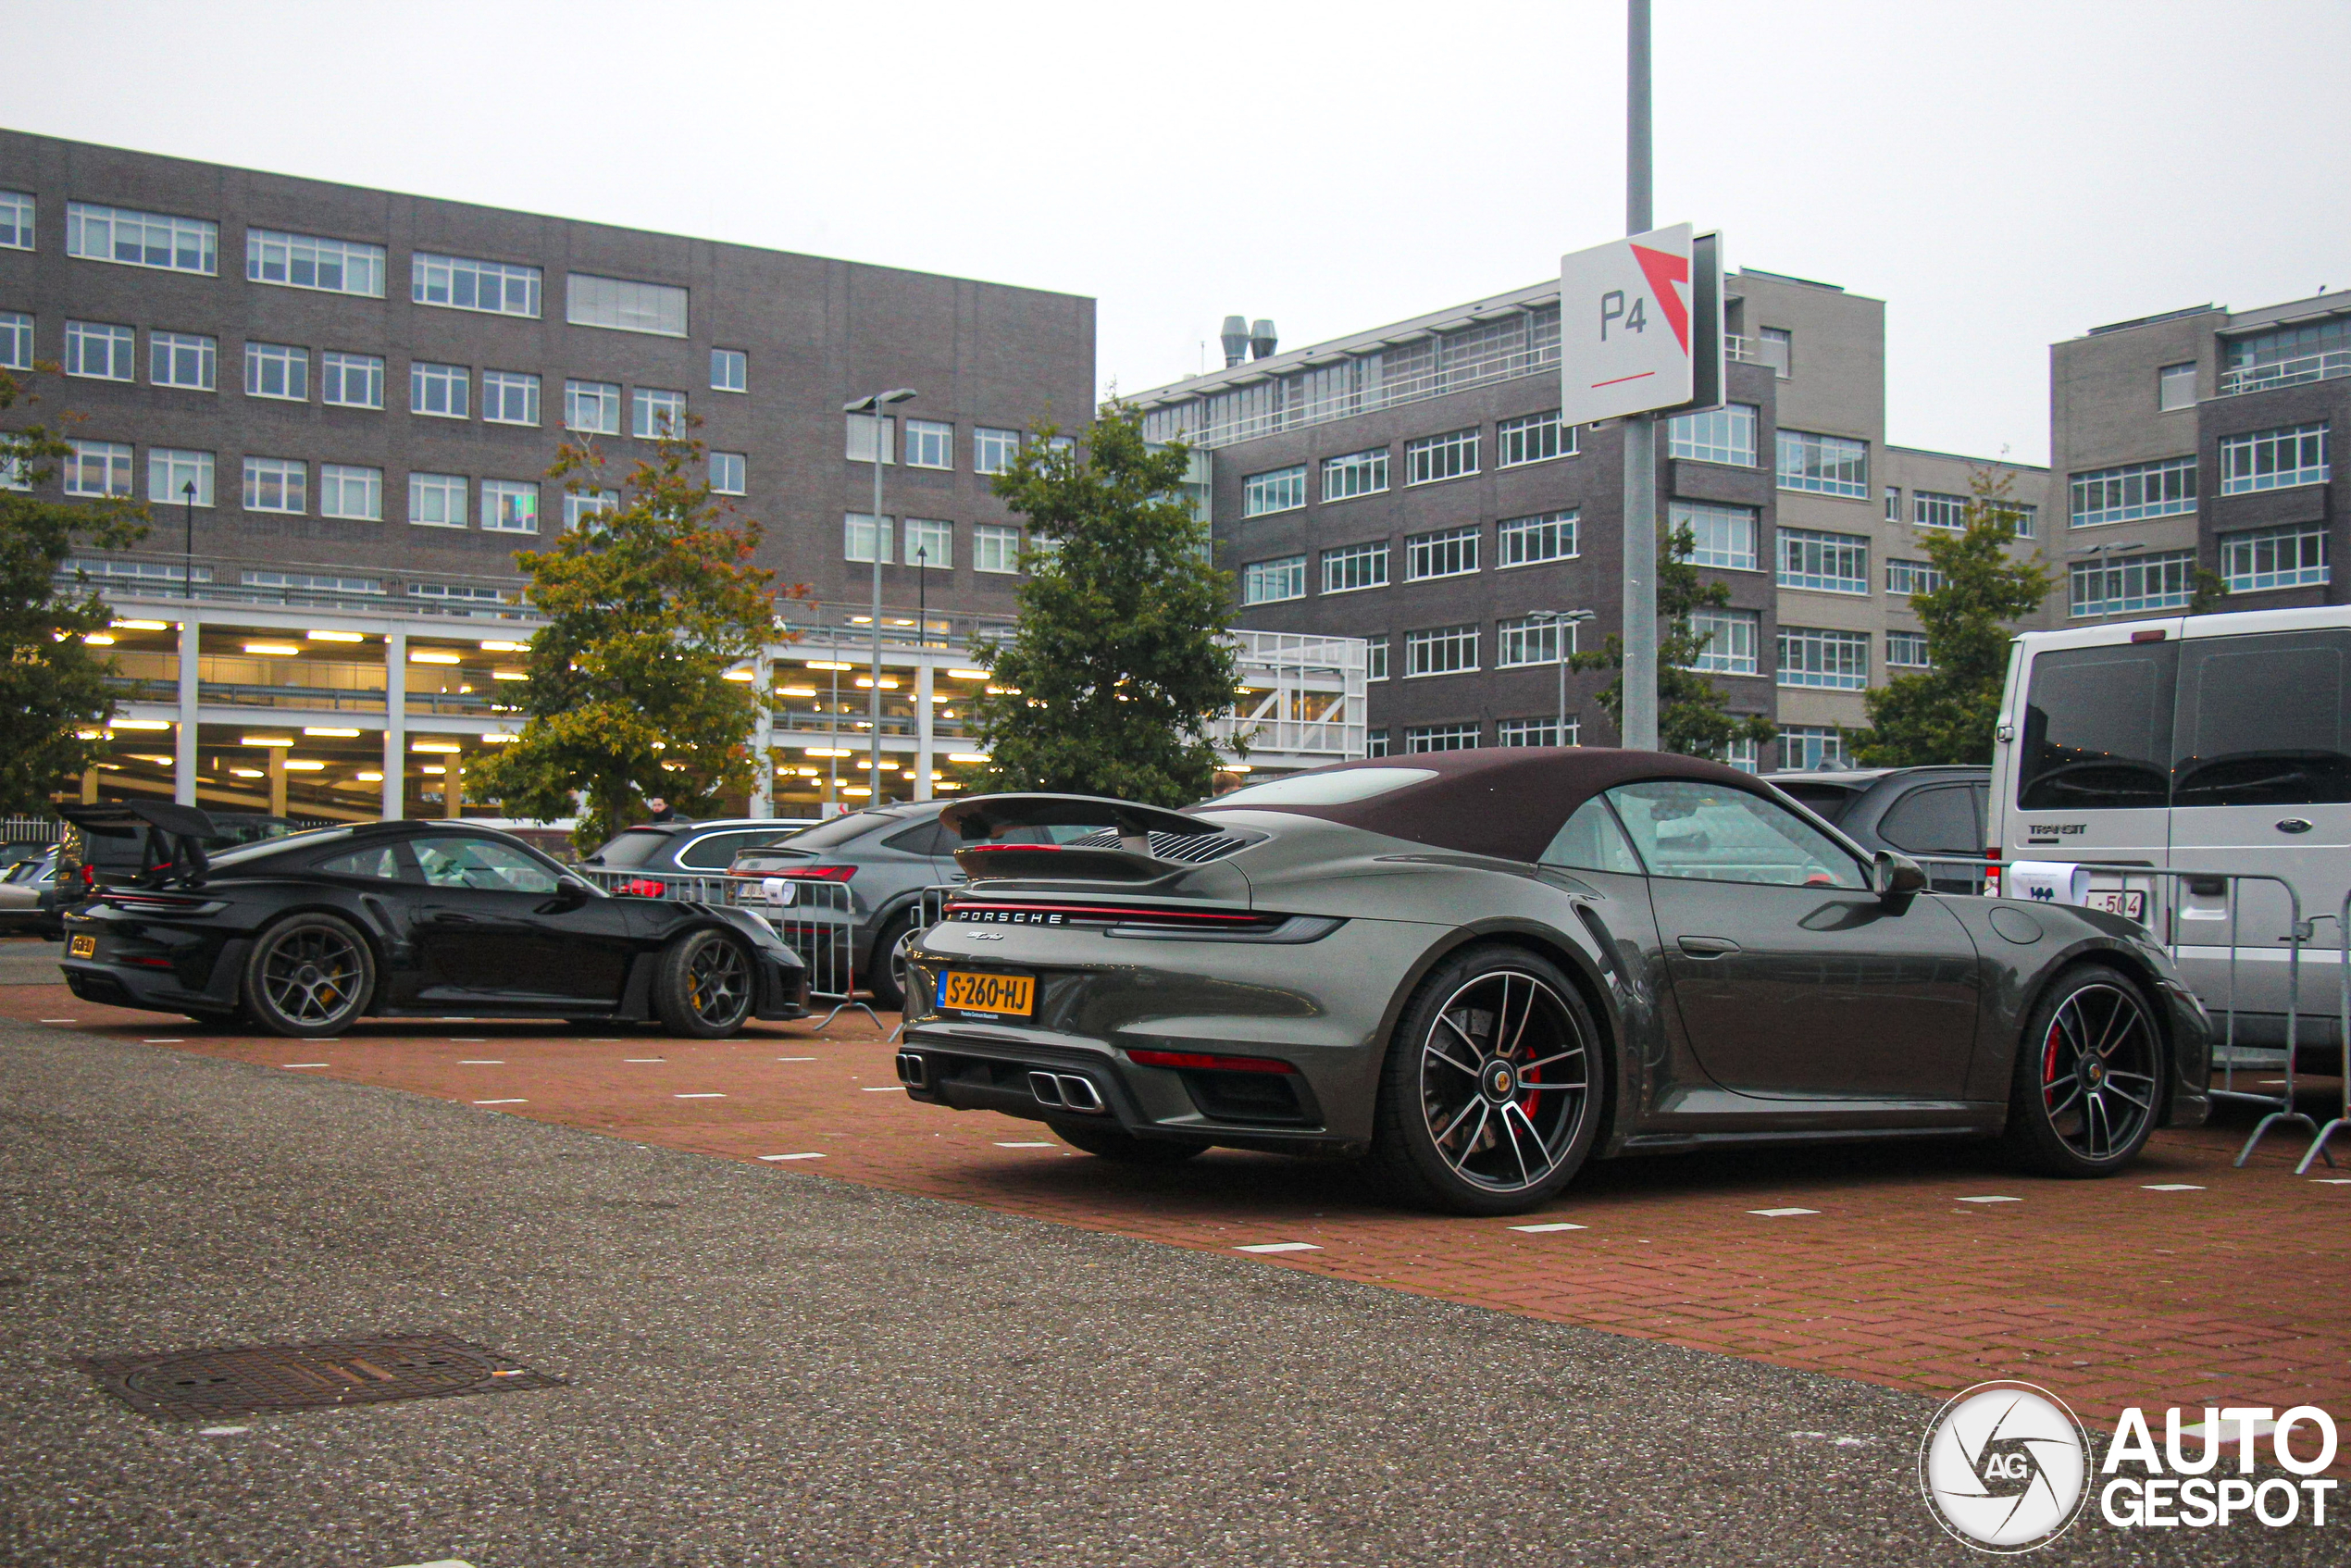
458;1060;504;1064
759;1152;825;1161
1236;1242;1321;1254
1954;1195;2022;1204
1508;1222;1589;1233
996;1141;1054;1148
143;1039;185;1044
675;1092;725;1099
474;1098;527;1105
283;1063;330;1069
1748;1207;1819;1217
861;1086;905;1092
2142;1184;2205;1191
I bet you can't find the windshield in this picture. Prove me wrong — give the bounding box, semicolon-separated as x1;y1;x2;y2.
582;828;675;867
1203;767;1437;808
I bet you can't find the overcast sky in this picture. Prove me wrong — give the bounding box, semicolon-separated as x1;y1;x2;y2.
8;0;2346;465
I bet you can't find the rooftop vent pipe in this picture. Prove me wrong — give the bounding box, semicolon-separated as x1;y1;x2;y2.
1250;318;1278;359
1219;316;1249;368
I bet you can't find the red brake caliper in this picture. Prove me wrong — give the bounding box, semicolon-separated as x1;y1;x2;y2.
2042;1021;2066;1099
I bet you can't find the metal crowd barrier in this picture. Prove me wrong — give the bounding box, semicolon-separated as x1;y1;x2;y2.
1913;855;2327;1168
2296;888;2351;1175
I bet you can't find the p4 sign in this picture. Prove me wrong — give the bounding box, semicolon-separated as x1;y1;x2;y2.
1559;223;1723;427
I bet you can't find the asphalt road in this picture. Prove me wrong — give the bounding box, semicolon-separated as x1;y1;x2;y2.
0;1023;2330;1567
0;940;61;988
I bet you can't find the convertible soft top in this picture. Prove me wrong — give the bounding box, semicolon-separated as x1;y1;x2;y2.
1193;747;1761;865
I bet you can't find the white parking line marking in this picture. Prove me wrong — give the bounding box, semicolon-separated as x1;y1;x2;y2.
40;1018;77;1024
447;1038;487;1042
143;1038;185;1044
1236;1242;1322;1254
777;1056;817;1062
623;1058;665;1063
1508;1222;1589;1233
198;1425;248;1435
458;1060;504;1065
473;1098;527;1105
1954;1195;2022;1204
2312;1177;2351;1185
759;1152;825;1161
997;1141;1054;1148
283;1063;330;1069
1748;1207;1819;1217
675;1092;725;1099
2142;1184;2205;1191
862;1086;905;1092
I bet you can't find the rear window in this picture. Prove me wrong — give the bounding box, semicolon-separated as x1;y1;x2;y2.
2018;643;2176;811
778;811;898;850
2172;629;2351;807
1877;784;1980;856
210;825;354;867
678;828;792;869
1773;782;1860;824
582;828;675;868
1205;767;1437;808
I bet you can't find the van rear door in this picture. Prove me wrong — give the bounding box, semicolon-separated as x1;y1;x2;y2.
2007;627;2180;889
2168;622;2351;1032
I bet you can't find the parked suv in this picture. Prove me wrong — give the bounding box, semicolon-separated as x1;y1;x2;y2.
728;803;962;1009
578;817;815;883
1769;765;1989;893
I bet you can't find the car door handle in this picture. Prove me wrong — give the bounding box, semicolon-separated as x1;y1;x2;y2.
1678;935;1742;957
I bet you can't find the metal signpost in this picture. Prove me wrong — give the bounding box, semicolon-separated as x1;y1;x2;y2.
1560;0;1723;752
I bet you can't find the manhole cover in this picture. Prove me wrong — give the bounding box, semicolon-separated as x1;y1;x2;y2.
75;1333;565;1422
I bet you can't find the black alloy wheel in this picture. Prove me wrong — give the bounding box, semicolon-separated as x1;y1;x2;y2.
867;915;913;1011
1371;946;1603;1215
242;915;376;1039
654;928;754;1038
2006;964;2163;1176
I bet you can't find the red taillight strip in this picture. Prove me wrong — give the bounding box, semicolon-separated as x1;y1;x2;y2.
947;901;1263;926
770;865;855;881
1127;1048;1297;1075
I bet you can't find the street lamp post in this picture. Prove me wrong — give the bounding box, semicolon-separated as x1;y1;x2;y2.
1525;609;1598;746
2068;541;2146;621
180;479;196;599
844;389;916;803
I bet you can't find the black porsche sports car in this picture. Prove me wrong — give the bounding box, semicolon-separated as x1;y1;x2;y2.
56;803;807;1039
897;750;2213;1215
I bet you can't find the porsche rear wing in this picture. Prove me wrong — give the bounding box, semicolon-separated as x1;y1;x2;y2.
937;793;1254;882
58;800;219;885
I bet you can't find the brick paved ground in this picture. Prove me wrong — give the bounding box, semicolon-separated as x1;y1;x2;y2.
9;975;2346;1450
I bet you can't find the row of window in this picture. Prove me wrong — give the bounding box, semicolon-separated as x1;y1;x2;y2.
14;432;755;514
1350;616;1906;689
1663;403;1874;499
5;193;702;341
1880;485;2039;537
1238;412;1574;517
2064;522;2332;616
4;311;746;424
2067;424;2331;527
838;514;1029;574
1360;721;1779;771
1239;511;1581;604
845;416;1046;476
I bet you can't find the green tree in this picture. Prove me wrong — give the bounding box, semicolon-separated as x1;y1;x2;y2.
0;367;147;815
970;408;1239;806
1852;470;2055;766
1571;525;1777;762
2188;566;2231;616
468;422;785;851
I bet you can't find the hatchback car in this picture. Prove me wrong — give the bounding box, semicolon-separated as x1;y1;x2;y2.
0;851;58;936
1769;765;1989;893
728;803;963;1008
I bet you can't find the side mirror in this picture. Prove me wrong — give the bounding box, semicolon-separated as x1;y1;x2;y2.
542;877;591;911
1872;851;1928;904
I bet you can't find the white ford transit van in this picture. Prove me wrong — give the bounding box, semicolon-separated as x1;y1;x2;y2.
1988;604;2351;1066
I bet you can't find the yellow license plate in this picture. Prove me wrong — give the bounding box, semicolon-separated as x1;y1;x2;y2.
938;970;1035;1018
68;934;96;958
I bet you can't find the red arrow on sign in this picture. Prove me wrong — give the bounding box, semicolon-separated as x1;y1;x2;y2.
1630;243;1691;354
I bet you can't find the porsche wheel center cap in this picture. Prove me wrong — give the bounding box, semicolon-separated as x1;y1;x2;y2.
1482;1060;1519;1102
2080;1058;2106;1088
295;964;320;985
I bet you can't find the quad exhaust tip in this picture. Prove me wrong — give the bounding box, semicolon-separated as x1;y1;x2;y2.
895;1052;930;1089
1026;1071;1107;1114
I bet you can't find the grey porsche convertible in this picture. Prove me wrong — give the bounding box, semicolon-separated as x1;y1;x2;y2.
896;750;2213;1215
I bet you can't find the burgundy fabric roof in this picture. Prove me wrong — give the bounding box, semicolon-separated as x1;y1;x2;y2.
1192;748;1763;865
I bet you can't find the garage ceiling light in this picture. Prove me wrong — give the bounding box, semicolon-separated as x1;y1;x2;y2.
243;641;301;656
113;619;170;631
304;727;361;738
281;760;327;772
409;651;462;665
479;640;528;652
306;629;365;643
241;736;295;748
111;718;171;730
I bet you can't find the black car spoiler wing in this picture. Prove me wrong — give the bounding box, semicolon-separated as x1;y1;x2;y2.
58;800;219;883
937;793;1207;882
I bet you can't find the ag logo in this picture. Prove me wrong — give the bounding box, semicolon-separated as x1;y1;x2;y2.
1920;1381;2092;1551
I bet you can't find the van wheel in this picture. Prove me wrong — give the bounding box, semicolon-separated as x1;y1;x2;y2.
2004;964;2162;1176
242;915;375;1039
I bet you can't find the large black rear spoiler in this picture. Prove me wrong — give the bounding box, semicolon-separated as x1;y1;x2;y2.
58;800;219;883
938;793;1213;882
